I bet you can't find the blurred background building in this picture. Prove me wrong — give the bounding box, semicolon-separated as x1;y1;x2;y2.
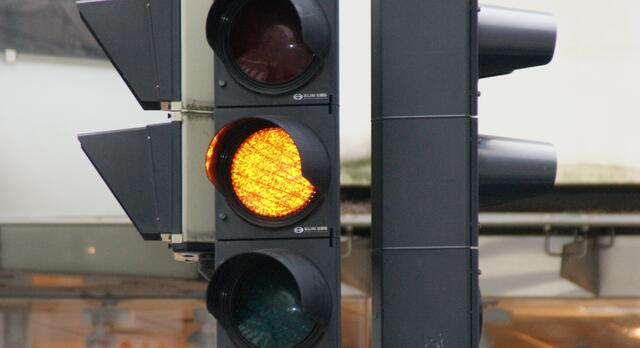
1;0;640;347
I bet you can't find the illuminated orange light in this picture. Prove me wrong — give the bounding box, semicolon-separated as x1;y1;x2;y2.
629;327;640;339
231;127;316;218
205;128;225;185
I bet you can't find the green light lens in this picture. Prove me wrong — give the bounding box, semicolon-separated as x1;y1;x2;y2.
232;259;316;348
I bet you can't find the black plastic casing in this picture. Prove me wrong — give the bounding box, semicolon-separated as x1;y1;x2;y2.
206;0;340;346
77;0;181;110
213;106;339;241
211;108;341;348
78;122;182;240
478;135;557;207
371;0;480;346
207;0;338;107
478;5;557;78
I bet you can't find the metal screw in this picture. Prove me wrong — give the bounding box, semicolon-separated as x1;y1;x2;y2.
218;80;227;87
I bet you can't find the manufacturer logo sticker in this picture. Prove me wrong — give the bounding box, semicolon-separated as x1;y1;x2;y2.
292;92;329;101
293;226;329;234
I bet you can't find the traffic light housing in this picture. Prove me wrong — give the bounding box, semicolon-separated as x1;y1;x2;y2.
78;0;340;344
372;0;557;346
205;116;332;227
206;0;338;105
204;0;340;346
76;0;217;257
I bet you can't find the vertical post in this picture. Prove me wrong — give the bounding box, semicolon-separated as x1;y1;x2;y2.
371;0;480;346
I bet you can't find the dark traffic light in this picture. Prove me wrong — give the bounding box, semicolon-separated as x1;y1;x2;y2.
372;0;556;347
204;0;340;346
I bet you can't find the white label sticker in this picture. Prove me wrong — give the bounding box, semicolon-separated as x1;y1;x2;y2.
293;226;329;234
292;92;329;101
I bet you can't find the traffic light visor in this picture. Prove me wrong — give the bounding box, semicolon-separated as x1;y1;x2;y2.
206;118;330;226
207;0;331;93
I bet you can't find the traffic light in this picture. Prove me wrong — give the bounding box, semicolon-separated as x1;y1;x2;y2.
77;1;340;345
204;0;340;346
371;1;556;347
76;0;217;258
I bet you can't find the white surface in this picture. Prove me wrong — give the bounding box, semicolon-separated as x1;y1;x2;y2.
181;0;214;109
0;56;166;219
339;0;372;161
181;113;216;241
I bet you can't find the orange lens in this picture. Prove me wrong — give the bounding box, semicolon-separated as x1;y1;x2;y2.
230;127;316;218
205;127;225;186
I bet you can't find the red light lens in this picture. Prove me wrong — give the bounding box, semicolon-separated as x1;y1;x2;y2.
230;0;315;85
